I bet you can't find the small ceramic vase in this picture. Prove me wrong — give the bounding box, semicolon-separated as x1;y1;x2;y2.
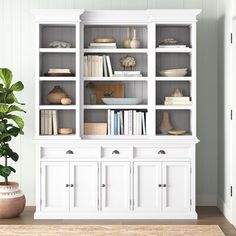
123;28;131;48
159;111;173;135
130;28;140;49
47;86;67;104
61;97;72;105
172;88;183;97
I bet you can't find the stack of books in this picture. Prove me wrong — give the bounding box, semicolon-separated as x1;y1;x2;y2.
46;68;74;76
40;110;58;135
84;55;113;77
113;71;142;77
107;110;147;135
164;97;192;105
158;45;187;48
88;42;117;49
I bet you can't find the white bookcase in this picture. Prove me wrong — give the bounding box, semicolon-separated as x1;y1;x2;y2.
32;9;201;219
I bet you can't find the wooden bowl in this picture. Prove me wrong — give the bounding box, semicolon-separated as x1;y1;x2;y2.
58;128;73;135
94;38;114;43
168;129;186;135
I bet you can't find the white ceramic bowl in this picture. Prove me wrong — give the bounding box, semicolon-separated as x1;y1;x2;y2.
102;98;142;105
159;68;188;77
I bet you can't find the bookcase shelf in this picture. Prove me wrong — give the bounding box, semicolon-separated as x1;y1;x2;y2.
40;105;76;110
155;48;192;53
83;77;148;81
156;105;192;110
84;105;148;109
39;77;77;81
156;77;192;81
39;48;76;53
84;48;148;53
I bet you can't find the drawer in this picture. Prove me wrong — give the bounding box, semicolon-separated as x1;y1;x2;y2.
134;147;191;158
41;147;99;159
101;147;132;159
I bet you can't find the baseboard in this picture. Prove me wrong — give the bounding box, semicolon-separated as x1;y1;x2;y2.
196;194;217;206
217;197;232;222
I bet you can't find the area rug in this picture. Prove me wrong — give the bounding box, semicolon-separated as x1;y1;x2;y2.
0;225;225;236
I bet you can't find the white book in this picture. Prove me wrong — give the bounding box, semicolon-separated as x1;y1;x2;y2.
137;112;142;135
128;110;133;135
87;55;92;77
124;110;129;135
40;110;45;135
44;110;49;135
136;112;140;135
107;109;111;135
114;71;141;75
106;55;113;77
103;55;108;77
84;56;88;77
158;45;187;48
98;56;103;77
133;110;137;135
52;110;58;135
141;112;146;135
120;111;124;135
164;101;192;105
48;110;53;135
113;74;142;77
91;56;96;77
110;110;115;135
165;96;190;102
89;46;117;49
94;55;99;77
90;42;117;47
117;112;120;135
48;68;70;73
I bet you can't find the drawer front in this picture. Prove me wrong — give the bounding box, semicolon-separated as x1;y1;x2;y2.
101;147;132;159
41;147;99;159
134;147;191;158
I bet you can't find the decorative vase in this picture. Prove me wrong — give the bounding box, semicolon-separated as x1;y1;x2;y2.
172;88;183;97
0;182;25;219
130;28;140;49
47;86;67;104
159;111;173;135
61;97;72;105
123;27;131;48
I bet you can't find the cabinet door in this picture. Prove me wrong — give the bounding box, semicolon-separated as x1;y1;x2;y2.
41;162;69;212
70;162;98;212
162;162;190;212
134;162;162;212
101;162;130;212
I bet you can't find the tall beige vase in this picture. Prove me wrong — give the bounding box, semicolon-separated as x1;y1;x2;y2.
159;111;173;135
0;182;25;218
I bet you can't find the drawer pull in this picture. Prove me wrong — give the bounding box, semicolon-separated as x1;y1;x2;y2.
158;150;166;155
66;150;74;155
112;150;120;155
101;184;106;187
163;184;167;188
65;184;70;187
70;184;74;187
158;184;162;187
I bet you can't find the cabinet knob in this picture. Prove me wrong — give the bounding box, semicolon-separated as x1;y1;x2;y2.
158;150;166;155
112;150;120;155
66;150;74;154
101;184;106;187
163;184;167;187
70;184;74;187
65;184;70;187
158;184;162;187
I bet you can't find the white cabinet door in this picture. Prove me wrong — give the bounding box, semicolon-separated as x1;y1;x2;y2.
41;162;69;212
101;162;130;212
70;162;98;212
134;162;162;212
162;162;190;212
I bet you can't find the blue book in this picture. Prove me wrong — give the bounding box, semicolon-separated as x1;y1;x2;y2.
114;112;118;135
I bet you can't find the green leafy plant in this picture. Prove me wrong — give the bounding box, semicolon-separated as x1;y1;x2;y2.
0;68;25;185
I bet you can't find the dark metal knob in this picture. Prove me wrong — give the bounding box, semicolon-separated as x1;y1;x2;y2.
158;150;166;155
101;184;106;187
65;184;70;187
70;184;74;187
112;150;120;155
158;184;162;187
66;150;74;154
163;184;167;187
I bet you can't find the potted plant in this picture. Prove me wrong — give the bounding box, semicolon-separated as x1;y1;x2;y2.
0;68;26;218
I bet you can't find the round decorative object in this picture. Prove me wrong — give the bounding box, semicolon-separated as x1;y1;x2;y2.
58;128;73;135
159;111;173;135
159;37;178;45
61;97;72;105
47;86;67;104
94;38;114;43
130;28;140;49
120;56;136;69
168;129;186;135
172;88;183;97
123;28;131;48
0;182;25;219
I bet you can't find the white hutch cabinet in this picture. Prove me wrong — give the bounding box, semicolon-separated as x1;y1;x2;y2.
32;9;200;219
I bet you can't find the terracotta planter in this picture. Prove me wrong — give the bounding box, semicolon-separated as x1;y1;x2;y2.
0;182;25;219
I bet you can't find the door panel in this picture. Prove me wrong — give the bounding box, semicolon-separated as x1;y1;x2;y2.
101;162;130;212
41;162;69;212
134;162;162;212
163;162;190;212
70;162;98;212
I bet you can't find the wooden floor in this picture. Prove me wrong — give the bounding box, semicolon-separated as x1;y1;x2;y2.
0;207;235;236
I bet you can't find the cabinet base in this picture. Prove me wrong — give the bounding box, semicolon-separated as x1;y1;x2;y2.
34;211;198;220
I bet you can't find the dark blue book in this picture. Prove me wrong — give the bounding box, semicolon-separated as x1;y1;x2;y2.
114;112;118;135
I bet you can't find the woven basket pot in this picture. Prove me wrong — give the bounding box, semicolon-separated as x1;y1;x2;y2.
0;182;25;218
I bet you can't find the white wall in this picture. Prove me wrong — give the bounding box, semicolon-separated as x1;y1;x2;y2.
0;0;218;206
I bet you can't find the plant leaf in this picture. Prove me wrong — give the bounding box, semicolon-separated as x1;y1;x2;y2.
8;127;21;137
8;152;19;162
0;166;11;177
0;104;9;113
0;68;12;88
10;81;24;92
5;114;24;130
7;105;26;113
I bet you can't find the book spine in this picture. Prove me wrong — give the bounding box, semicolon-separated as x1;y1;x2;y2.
114;112;118;135
128;110;133;135
107;109;111;135
133;110;137;135
87;55;92;77
44;110;49;135
106;55;113;77
141;112;146;135
52;110;58;135
98;56;103;77
48;110;53;135
84;56;88;77
120;111;124;135
40;110;45;135
103;55;108;77
110;110;115;135
117;112;120;135
124;110;129;135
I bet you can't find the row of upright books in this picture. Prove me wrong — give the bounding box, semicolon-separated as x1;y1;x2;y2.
107;110;147;135
40;110;58;135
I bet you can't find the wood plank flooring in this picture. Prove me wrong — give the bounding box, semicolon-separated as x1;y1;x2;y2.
0;207;235;236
